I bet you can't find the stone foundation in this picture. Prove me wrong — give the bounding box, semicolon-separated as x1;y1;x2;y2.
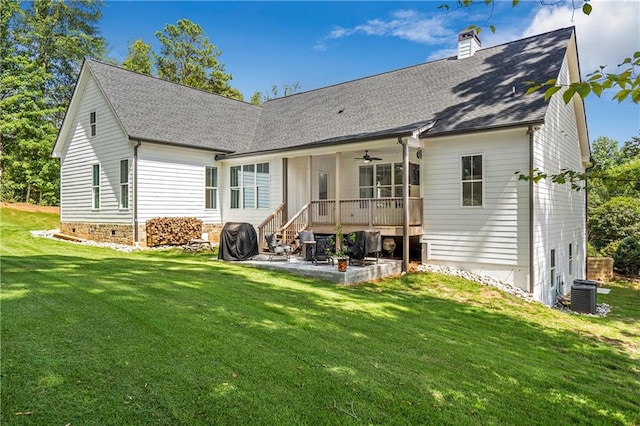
203;223;224;243
60;222;134;246
587;257;614;282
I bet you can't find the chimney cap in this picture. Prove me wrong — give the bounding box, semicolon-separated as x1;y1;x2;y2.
458;29;481;44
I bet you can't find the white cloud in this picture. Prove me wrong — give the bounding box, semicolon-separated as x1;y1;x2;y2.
314;9;456;51
522;1;640;73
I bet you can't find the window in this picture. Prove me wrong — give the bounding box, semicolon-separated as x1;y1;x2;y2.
230;162;269;209
92;164;100;209
550;249;556;287
461;154;483;207
205;166;218;209
256;163;269;208
90;111;96;136
230;166;241;209
359;162;408;199
568;243;573;275
359;165;374;198
120;159;129;209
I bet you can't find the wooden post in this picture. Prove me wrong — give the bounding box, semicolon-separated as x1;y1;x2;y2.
399;137;410;274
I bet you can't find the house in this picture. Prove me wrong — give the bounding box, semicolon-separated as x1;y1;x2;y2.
52;27;590;306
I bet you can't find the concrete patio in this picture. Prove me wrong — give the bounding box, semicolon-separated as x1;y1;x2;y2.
238;254;403;284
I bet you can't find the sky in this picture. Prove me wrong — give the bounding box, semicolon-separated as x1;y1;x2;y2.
100;0;640;145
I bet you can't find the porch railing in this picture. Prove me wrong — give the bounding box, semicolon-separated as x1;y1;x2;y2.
279;202;310;245
309;197;422;228
256;202;285;248
257;197;422;250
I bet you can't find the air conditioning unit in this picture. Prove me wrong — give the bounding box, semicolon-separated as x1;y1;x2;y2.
571;284;596;314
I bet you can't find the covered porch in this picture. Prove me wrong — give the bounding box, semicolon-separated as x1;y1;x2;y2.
257;138;425;249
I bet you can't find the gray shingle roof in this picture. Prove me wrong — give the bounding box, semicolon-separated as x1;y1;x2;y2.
86;27;574;155
248;27;574;154
87;60;261;152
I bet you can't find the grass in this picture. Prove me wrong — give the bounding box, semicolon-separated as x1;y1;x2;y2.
1;206;639;425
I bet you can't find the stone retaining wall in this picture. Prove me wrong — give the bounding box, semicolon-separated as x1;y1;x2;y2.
587;257;613;282
60;222;134;246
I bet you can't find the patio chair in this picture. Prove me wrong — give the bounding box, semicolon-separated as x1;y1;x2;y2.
265;233;292;261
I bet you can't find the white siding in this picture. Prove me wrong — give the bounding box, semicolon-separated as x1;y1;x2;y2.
219;155;284;228
137;144;221;224
59;74;133;224
421;128;531;288
532;54;587;306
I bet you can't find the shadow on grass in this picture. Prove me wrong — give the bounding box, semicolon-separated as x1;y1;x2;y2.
2;252;639;425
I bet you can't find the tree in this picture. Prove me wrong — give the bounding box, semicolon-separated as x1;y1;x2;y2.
588;197;640;251
154;19;243;100
122;39;152;74
613;236;640;275
1;1;59;204
620;136;640;160
440;0;640;104
0;0;106;205
20;0;106;122
250;82;301;105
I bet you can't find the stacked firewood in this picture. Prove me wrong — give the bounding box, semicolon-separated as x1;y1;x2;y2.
146;217;203;247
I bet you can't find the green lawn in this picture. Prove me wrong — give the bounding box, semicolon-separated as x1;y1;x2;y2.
1;207;639;425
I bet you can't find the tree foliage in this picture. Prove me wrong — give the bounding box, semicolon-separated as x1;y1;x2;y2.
250;83;301;106
588;197;640;251
440;0;640;104
153;19;243;100
0;0;106;205
613;236;640;275
121;39;152;74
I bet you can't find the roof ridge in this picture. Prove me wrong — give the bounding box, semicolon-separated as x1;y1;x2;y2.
264;26;574;104
85;57;261;108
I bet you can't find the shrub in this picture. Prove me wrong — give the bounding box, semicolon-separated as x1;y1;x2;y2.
587;242;601;257
601;240;622;258
613;236;640;276
588;197;640;250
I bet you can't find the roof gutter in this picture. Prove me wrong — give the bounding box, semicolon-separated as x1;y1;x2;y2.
216;120;542;160
127;135;235;154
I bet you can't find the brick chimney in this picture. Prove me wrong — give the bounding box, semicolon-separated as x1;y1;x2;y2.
457;29;481;59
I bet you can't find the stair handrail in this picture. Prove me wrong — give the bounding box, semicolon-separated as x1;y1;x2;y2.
257;203;285;249
278;202;310;244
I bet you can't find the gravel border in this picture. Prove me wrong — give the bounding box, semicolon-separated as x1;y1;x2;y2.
416;263;610;317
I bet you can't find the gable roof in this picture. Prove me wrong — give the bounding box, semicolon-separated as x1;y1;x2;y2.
247;26;575;155
54;27;577;157
78;59;262;153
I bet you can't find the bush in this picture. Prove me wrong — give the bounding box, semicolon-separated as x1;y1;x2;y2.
613;236;640;276
601;240;622;258
588;197;640;250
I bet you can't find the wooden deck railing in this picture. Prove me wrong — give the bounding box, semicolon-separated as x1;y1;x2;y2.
257;198;422;249
309;197;422;227
256;202;285;249
279;202;310;245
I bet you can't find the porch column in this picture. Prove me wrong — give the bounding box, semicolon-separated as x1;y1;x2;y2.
307;155;312;229
335;152;341;227
399;138;410;274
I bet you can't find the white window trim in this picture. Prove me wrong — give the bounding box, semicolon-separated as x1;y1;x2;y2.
359;162;405;199
205;166;218;210
230;162;270;210
90;111;96;137
550;249;556;288
568;243;573;276
119;159;130;210
92;163;100;210
460;153;484;208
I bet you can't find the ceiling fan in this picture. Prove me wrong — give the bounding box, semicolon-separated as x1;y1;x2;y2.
355;150;382;163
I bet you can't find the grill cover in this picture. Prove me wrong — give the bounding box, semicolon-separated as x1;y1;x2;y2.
218;222;258;261
346;230;381;260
